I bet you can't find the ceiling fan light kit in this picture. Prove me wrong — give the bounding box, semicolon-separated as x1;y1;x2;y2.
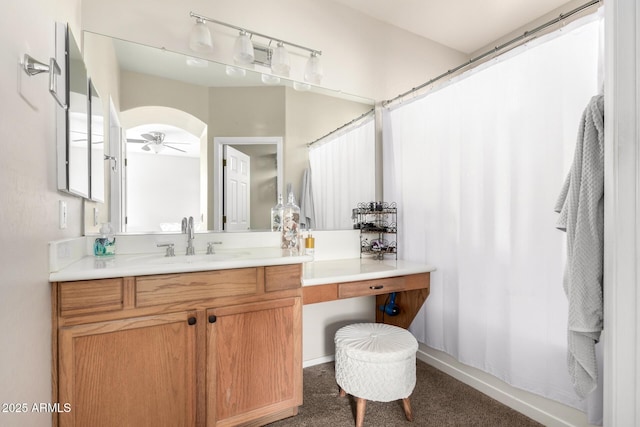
188;11;323;85
128;131;187;154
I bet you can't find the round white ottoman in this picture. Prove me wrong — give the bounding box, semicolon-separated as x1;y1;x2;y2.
335;323;418;426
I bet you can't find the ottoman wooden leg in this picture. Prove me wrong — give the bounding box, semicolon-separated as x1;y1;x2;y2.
402;397;413;422
355;397;367;427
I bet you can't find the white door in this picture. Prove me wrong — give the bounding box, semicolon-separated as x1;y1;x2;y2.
223;146;250;230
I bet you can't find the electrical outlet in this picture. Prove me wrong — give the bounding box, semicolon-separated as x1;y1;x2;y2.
59;200;67;229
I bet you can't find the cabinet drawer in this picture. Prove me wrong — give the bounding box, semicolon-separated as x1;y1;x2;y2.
59;278;124;317
265;264;301;292
136;268;258;307
338;273;429;299
338;276;405;299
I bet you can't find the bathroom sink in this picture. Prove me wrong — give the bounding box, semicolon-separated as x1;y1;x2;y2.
125;252;250;266
146;253;248;264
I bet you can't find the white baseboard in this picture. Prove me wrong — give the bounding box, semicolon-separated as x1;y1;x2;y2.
417;345;594;427
303;355;335;368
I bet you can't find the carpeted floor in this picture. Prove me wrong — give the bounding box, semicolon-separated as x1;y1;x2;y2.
268;360;543;427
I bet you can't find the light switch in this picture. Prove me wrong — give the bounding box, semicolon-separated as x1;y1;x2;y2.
94;207;99;226
59;200;67;229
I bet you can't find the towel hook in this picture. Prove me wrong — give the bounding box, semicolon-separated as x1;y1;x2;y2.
22;54;67;109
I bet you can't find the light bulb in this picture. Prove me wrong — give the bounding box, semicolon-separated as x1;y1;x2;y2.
189;19;213;52
304;52;323;85
225;65;247;77
233;30;254;64
271;42;290;77
261;74;281;85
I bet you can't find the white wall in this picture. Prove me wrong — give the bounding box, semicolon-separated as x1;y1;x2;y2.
0;1;81;426
303;297;375;366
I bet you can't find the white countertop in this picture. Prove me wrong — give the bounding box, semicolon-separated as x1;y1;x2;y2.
49;247;312;282
49;247;435;285
302;258;436;286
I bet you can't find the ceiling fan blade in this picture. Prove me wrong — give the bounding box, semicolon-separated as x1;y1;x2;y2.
141;133;157;141
127;138;148;143
141;144;151;152
165;144;186;153
162;140;191;145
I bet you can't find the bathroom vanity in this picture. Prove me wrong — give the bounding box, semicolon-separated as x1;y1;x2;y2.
49;235;434;427
50;251;306;427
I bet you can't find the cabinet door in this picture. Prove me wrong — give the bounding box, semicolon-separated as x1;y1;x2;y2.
207;298;302;427
58;312;198;427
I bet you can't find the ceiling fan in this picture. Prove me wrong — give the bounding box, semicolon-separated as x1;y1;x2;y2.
127;131;188;153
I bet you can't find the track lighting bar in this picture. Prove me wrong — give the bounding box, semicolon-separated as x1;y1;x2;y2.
189;12;322;56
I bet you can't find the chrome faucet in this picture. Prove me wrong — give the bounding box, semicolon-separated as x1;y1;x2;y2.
207;241;222;254
182;216;196;256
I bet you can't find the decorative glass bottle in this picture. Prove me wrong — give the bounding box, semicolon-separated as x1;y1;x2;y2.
271;193;284;231
281;192;300;252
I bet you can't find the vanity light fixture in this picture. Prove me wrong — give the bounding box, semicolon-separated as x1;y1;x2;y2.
189;11;323;84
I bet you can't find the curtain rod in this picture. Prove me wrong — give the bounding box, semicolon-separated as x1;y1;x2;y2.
382;0;601;107
307;108;375;147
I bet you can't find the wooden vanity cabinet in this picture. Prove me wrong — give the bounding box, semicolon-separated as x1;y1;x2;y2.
207;298;302;426
52;264;303;427
57;311;198;427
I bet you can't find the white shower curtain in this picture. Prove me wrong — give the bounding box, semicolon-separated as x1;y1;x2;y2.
383;15;602;417
309;117;375;230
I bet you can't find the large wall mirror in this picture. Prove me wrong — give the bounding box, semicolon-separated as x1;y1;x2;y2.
83;31;374;234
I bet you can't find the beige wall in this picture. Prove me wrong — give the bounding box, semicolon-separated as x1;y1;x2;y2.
121;71;209;123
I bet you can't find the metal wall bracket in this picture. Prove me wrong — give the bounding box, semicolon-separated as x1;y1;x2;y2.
22;54;67;109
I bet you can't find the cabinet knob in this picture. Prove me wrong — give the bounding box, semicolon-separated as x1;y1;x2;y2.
208;315;217;324
188;317;197;325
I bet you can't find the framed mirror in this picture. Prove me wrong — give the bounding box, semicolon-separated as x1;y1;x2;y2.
56;23;90;199
83;31;374;234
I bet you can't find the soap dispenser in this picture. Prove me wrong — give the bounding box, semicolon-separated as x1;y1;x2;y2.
271;193;284;232
281;192;300;252
94;223;116;256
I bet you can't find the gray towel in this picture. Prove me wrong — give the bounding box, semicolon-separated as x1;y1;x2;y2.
554;94;604;398
299;168;315;229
